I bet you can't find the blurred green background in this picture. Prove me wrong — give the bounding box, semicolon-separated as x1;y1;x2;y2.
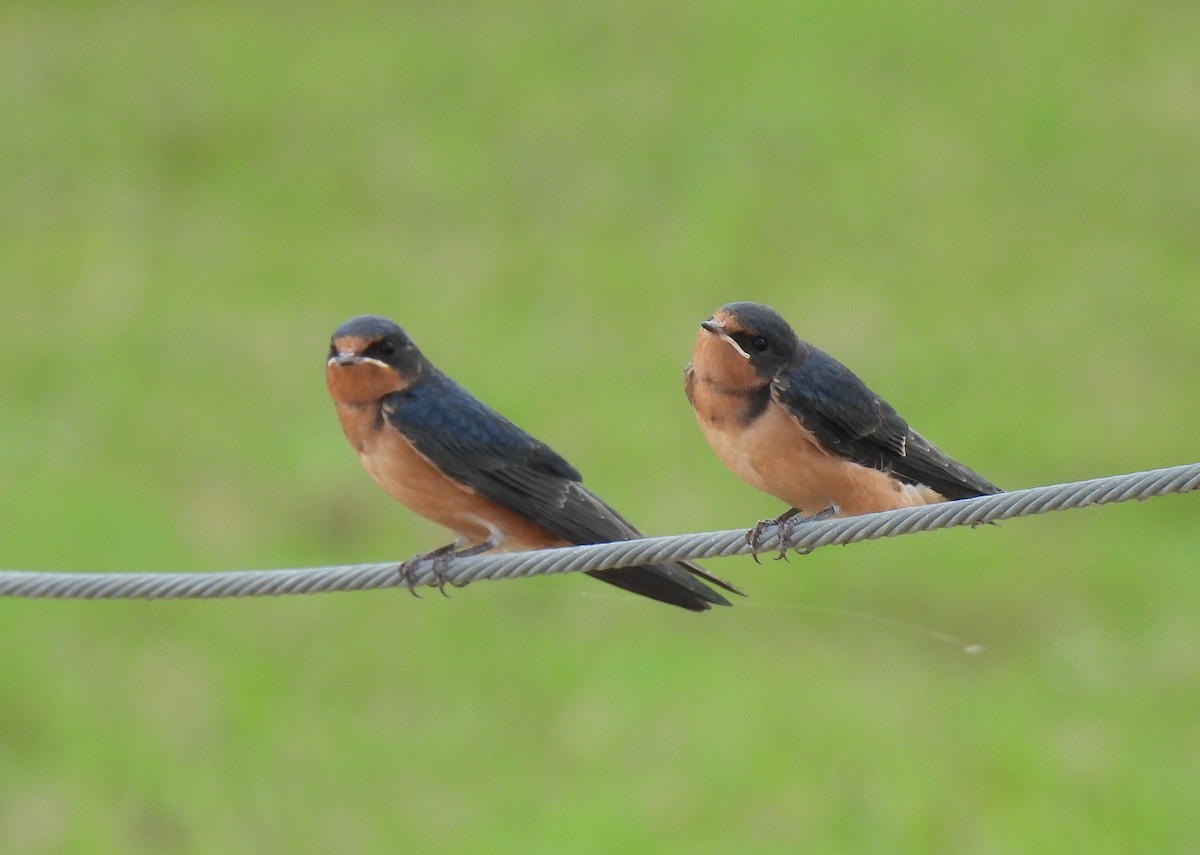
2;1;1198;851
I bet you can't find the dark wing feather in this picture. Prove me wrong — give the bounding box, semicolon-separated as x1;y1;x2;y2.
382;375;739;609
382;376;642;544
772;347;1000;500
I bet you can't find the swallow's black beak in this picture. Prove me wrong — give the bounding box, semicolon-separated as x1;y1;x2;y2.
330;352;362;367
699;317;750;359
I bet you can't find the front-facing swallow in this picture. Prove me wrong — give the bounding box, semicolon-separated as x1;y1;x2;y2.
684;302;1000;541
326;314;741;611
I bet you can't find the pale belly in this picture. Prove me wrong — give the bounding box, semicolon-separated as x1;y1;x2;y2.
693;390;943;516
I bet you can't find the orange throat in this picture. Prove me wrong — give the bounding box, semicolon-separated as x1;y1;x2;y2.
689;327;760;393
325;360;405;406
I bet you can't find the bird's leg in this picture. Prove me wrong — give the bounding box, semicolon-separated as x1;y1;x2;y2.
397;543;455;597
746;508;801;561
746;506;837;560
779;506;837;557
397;538;498;596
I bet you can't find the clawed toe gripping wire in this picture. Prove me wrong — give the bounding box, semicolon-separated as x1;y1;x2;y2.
1;463;1197;600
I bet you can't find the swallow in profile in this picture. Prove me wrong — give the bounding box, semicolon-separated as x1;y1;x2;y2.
684;301;1000;550
326;315;741;611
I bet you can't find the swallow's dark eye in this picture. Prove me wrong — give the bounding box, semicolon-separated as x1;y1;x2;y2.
376;339;396;357
750;336;769;352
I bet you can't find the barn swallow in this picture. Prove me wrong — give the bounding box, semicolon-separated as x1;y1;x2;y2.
684;301;1000;549
326;315;741;611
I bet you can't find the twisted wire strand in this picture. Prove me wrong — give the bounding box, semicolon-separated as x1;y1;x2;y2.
1;463;1196;600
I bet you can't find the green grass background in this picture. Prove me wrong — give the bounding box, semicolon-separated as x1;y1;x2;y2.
2;1;1198;851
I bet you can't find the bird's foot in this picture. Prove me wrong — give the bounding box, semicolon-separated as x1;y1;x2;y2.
397;539;497;596
397;544;454;597
746;506;837;560
746;508;801;562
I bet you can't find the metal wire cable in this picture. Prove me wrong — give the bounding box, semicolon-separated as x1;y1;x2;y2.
1;463;1196;600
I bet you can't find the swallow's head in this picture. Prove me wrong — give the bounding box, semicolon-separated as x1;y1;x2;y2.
326;315;425;405
693;301;801;389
